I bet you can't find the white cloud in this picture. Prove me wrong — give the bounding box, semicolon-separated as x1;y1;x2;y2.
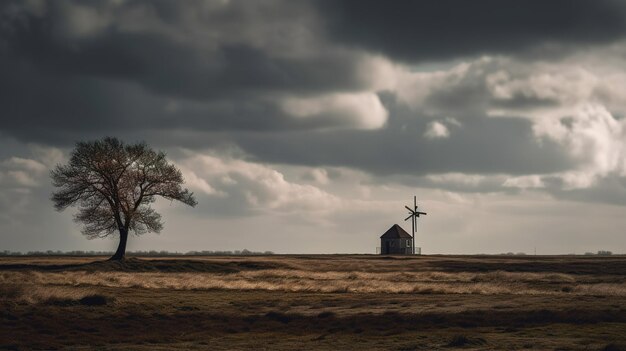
391;56;619;120
181;169;223;197
532;104;626;189
485;65;597;106
0;144;60;232
393;60;475;113
426;173;490;187
279;92;388;130
176;151;341;215
422;117;461;140
2;157;47;173
423;121;450;139
503;175;545;189
484;63;626;190
487;69;626;191
0;157;47;188
355;54;401;91
29;145;65;168
301;168;330;184
444;117;462;127
390;55;626;194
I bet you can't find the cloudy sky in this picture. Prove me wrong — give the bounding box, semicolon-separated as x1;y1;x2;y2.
1;0;626;254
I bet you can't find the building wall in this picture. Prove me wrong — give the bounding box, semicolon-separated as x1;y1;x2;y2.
380;238;413;254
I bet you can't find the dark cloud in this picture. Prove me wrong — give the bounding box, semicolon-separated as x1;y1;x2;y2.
319;0;626;62
0;0;621;198
0;58;359;143
235;101;573;177
545;175;626;206
0;0;389;143
0;0;369;99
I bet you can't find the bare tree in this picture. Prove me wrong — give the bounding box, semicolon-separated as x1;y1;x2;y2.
51;137;197;260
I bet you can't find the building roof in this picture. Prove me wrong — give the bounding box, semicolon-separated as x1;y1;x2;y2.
380;224;412;239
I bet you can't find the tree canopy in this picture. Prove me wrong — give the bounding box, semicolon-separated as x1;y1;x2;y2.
51;137;196;260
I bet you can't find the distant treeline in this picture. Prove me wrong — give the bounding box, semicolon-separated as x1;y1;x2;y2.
584;250;614;256
0;249;274;256
0;250;619;256
497;250;617;256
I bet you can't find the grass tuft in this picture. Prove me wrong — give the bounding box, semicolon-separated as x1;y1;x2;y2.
447;335;487;347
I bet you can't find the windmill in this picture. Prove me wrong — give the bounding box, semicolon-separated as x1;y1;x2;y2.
404;196;427;254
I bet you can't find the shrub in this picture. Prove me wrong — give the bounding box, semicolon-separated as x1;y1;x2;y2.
79;294;110;306
43;294;112;307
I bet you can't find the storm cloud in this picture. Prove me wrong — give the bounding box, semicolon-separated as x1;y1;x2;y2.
0;1;625;254
320;0;626;62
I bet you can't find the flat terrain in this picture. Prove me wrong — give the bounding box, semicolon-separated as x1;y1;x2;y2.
0;255;625;350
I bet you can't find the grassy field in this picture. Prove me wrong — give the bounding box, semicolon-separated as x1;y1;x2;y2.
1;255;625;350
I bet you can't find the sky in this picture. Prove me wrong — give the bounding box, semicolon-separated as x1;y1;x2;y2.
1;0;626;254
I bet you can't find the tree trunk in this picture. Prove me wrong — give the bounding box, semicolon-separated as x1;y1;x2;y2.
110;228;128;261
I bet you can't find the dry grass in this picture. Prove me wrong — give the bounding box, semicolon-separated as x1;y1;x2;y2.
0;281;102;304
1;267;624;297
0;255;624;350
574;283;626;296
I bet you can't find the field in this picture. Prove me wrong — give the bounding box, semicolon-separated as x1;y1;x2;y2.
1;255;625;350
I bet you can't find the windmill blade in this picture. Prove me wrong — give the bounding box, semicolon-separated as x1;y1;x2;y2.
416;211;427;216
405;214;413;221
404;205;414;213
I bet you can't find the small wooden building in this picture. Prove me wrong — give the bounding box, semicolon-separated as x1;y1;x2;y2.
380;224;413;255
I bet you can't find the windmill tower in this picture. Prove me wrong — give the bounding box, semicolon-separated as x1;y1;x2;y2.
404;196;427;254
